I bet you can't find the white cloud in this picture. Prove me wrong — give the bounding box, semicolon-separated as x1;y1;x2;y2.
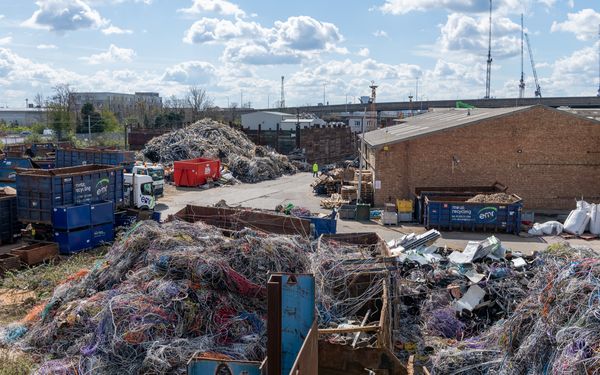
162;60;216;84
80;44;136;64
102;25;133;35
439;13;521;58
23;0;108;32
183;18;264;44
0;36;12;46
357;48;370;57
378;0;552;15
275;16;343;50
184;15;345;65
551;9;600;41
0;15;4;20
178;0;246;18
373;30;388;38
545;43;599;96
37;44;57;49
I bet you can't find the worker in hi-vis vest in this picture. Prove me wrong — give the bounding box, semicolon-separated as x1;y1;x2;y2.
312;163;319;177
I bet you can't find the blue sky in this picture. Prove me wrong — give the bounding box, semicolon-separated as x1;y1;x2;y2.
0;0;598;108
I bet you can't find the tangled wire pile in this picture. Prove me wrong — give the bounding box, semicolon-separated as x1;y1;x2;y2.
2;220;388;374
12;221;310;374
430;244;600;374
140;119;296;183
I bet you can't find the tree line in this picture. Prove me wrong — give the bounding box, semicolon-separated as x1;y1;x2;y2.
38;84;230;141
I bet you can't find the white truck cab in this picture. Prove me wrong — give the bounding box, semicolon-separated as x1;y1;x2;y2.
132;163;165;197
124;173;156;210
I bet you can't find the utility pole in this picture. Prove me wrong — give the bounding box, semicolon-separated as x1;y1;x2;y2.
323;84;326;105
241;91;243;109
415;77;419;104
519;13;525;99
280;76;285;108
88;115;91;144
484;0;493;99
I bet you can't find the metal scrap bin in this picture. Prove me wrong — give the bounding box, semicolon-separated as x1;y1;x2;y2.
55;148;135;170
338;204;356;220
54;227;92;254
414;182;508;224
425;194;523;235
173;158;221;187
52;203;91;230
16;165;124;225
0;192;20;245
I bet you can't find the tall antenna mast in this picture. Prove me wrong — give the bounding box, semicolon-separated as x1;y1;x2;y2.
369;81;378;130
280;76;285;108
597;24;600;97
519;13;525;99
484;0;493;99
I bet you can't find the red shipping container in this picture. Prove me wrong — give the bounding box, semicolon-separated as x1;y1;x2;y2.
173;158;221;187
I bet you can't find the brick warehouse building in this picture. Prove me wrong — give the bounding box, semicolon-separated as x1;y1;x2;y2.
363;105;600;210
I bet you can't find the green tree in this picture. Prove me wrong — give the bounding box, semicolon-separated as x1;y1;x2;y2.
101;109;120;132
78;102;104;133
48;84;76;140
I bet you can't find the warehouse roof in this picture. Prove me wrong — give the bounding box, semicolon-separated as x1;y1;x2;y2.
364;106;533;147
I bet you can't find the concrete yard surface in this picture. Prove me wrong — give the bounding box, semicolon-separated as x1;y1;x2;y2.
157;172;600;255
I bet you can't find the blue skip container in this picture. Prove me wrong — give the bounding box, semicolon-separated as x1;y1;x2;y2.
54;228;92;254
91;223;115;247
52;204;91;231
425;194;523;235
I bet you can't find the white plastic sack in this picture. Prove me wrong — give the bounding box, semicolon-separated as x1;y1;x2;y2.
590;203;600;236
528;221;564;236
563;200;590;236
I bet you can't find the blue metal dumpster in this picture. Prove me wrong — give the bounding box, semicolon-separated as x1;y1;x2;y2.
425;194;523;235
55;148;135;170
16;165;124;225
0;193;20;245
54;227;92;254
52;204;91;230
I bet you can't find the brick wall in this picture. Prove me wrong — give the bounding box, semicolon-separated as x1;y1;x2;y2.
244;125;356;164
371;106;600;210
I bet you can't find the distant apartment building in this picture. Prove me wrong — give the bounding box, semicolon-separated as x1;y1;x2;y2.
72;92;162;122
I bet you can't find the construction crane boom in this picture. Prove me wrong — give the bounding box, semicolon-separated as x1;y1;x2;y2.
518;14;525;99
524;33;542;98
484;0;493;99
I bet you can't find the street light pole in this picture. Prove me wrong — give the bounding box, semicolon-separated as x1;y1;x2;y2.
357;106;367;204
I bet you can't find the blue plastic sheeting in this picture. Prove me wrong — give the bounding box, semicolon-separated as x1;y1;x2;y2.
187;359;261;375
280;274;315;375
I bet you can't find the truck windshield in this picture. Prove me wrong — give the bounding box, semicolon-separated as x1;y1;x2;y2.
141;182;153;196
149;169;164;181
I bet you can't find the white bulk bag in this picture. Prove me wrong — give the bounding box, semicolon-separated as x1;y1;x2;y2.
590;203;600;236
563;200;590;236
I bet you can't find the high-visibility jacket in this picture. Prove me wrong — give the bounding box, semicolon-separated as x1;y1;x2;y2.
312;163;319;172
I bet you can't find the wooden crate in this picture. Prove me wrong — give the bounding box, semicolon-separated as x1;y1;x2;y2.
11;242;59;265
0;253;20;275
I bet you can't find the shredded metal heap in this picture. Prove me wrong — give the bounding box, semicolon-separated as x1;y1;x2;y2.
466;193;516;204
140;120;297;183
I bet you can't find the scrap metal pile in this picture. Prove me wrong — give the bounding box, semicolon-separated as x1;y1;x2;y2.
389;236;535;363
140;120;297;183
1;220;385;374
466;193;517;204
430;244;600;374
